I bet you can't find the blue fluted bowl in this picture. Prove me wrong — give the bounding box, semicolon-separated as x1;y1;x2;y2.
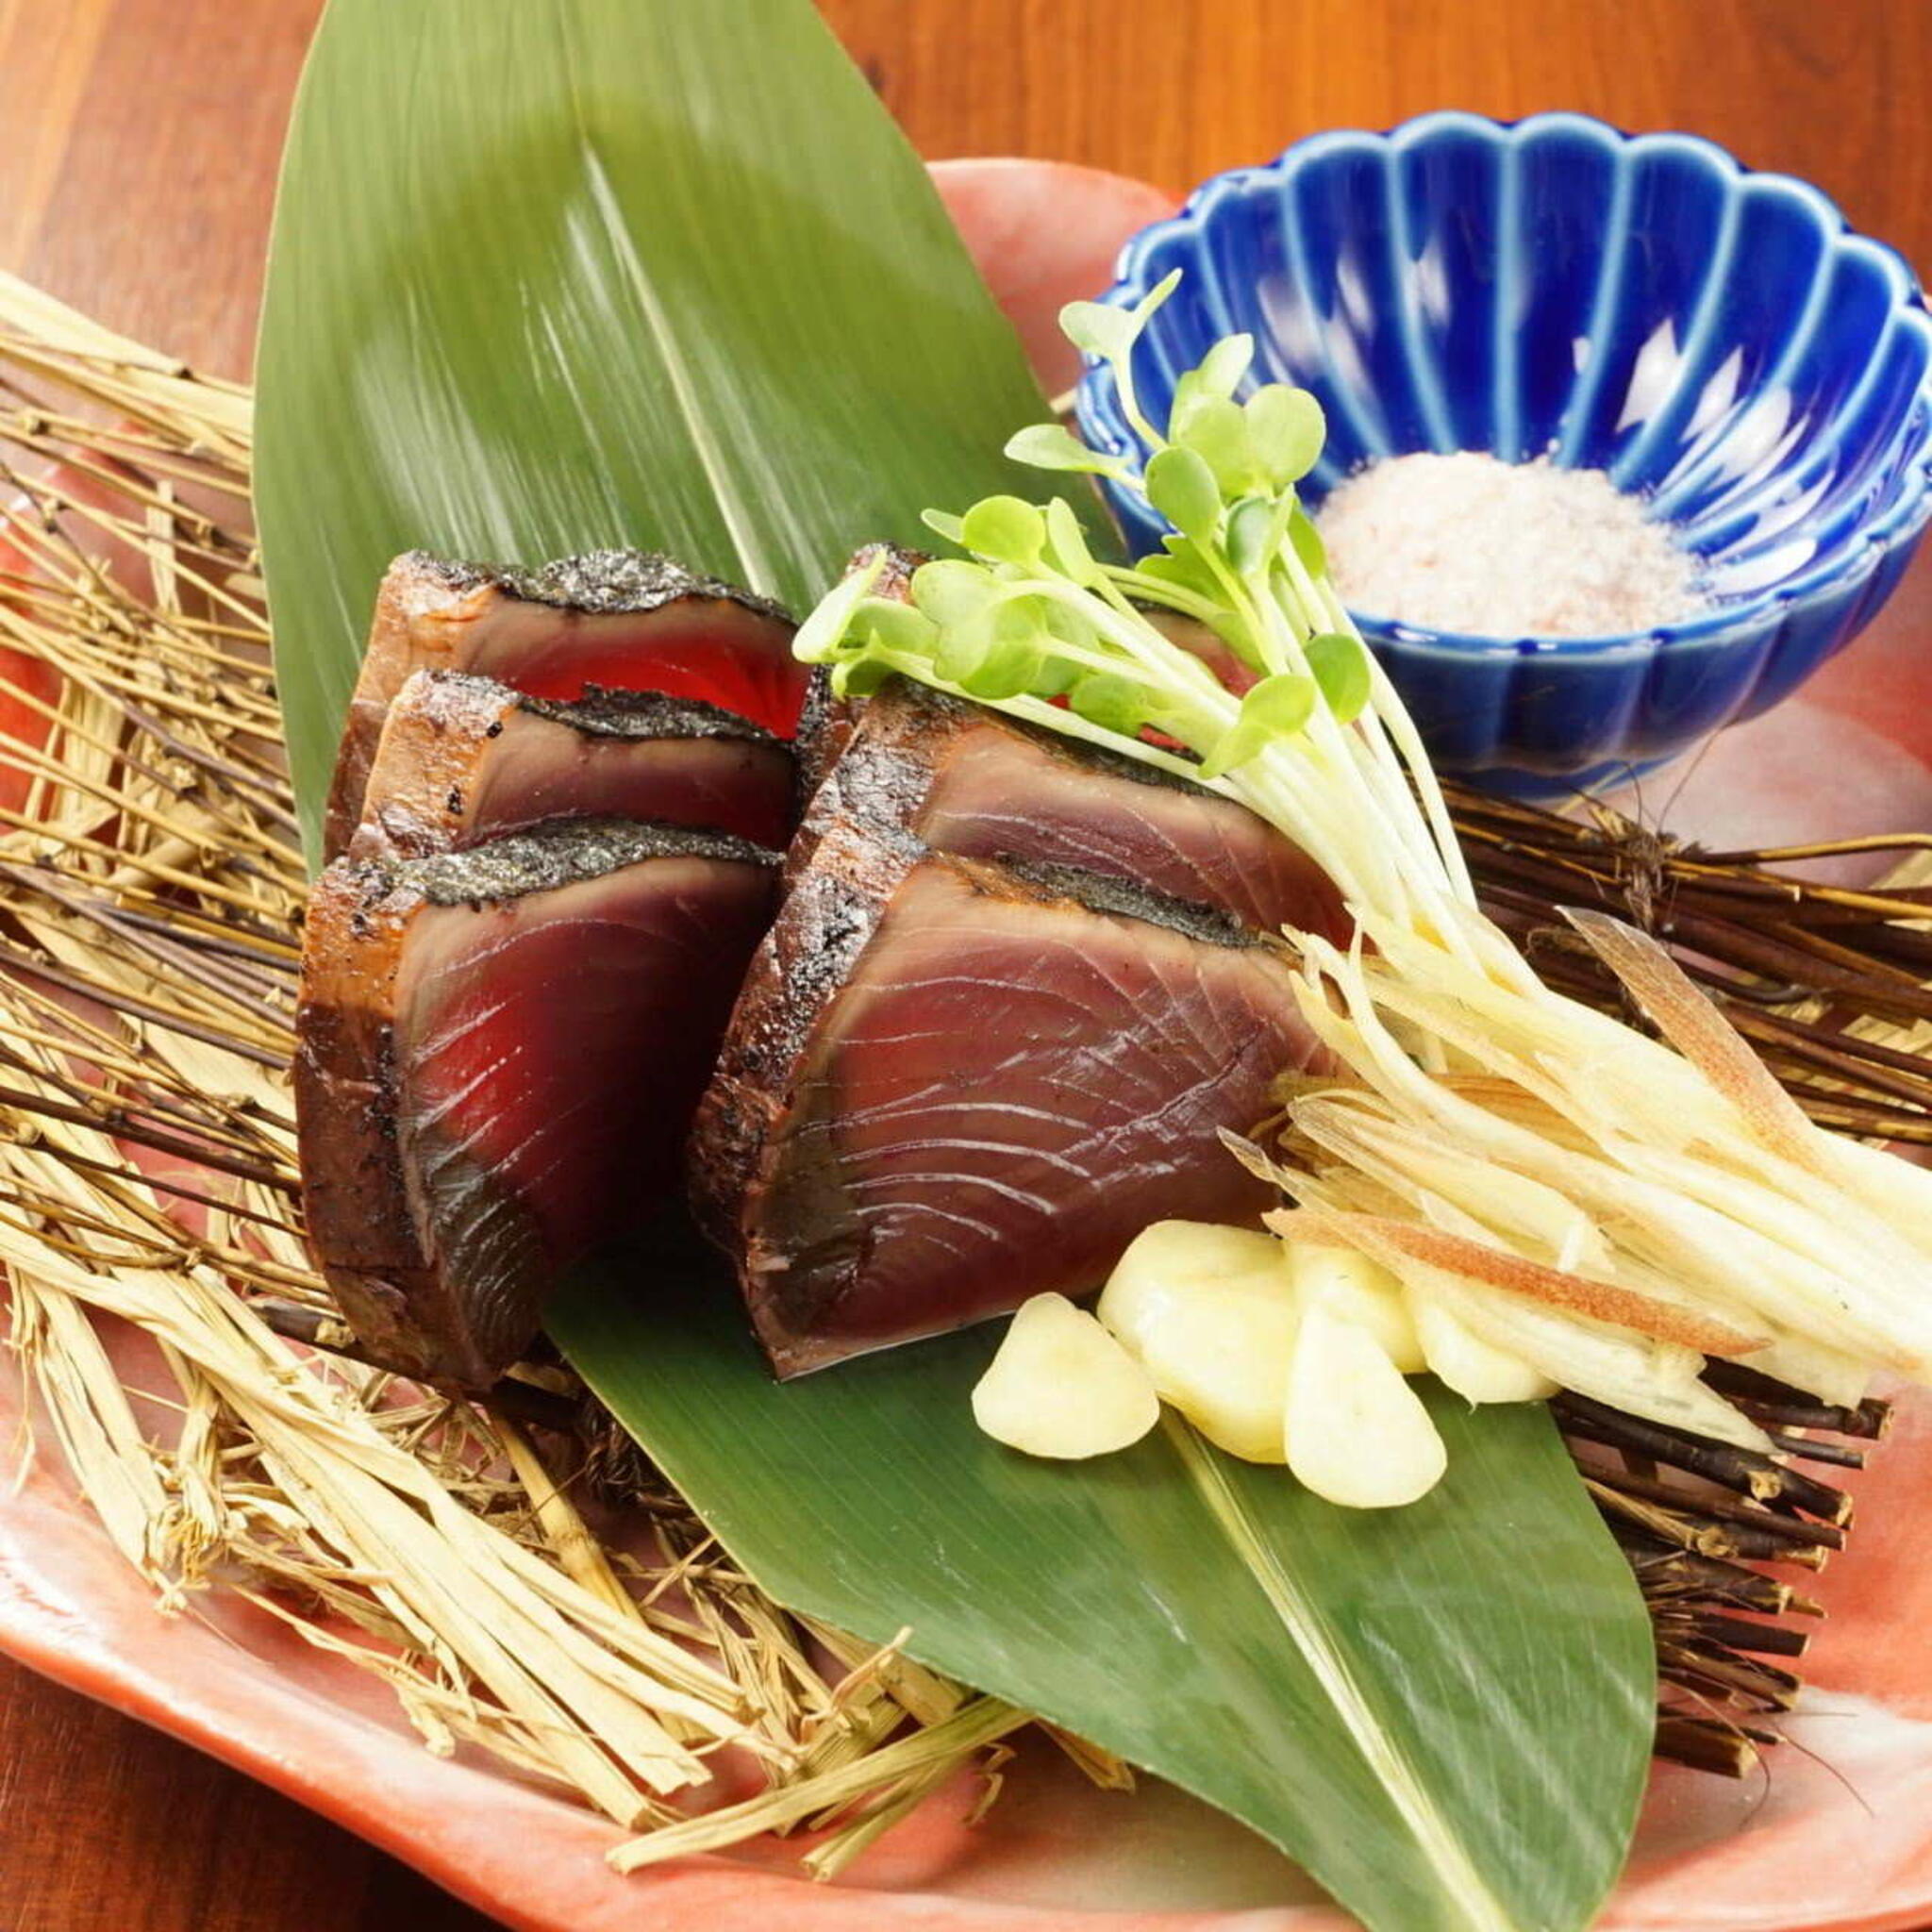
1075;111;1932;796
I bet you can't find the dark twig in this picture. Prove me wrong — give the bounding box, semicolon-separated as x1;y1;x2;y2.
1574;1457;1843;1558
1655;1714;1774;1777
1554;1393;1854;1526
1703;1359;1892;1441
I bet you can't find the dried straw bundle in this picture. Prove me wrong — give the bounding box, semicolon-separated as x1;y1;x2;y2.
0;272;1043;1874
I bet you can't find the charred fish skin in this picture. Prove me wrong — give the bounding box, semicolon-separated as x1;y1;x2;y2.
295;858;486;1383
691;823;1324;1378
791;667;860;827
790;544;924;808
298;817;781;1387
690;817;922;1261
418;549;793;625
791;669;1347;939
350;669;796;863
325;548;802;859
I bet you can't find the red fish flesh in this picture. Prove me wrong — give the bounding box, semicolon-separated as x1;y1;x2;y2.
792;673;1345;939
691;818;1324;1375
297;818;780;1384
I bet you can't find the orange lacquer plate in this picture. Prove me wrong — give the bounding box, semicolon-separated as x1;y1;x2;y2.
3;158;1930;1932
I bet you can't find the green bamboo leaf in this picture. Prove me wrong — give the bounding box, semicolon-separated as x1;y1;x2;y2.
553;1241;1652;1932
257;0;1077;864
261;5;1657;1924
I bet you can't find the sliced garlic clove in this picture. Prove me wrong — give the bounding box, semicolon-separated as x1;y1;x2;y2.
1290;1243;1424;1374
1137;1286;1297;1463
1097;1219;1290;1359
1410;1291;1558;1404
971;1292;1160;1459
1285;1303;1448;1508
1098;1221;1296;1462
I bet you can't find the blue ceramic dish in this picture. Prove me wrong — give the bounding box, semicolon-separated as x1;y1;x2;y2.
1075;111;1932;796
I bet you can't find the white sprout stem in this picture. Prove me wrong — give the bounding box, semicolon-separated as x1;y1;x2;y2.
1236;575;1460;929
1263;536;1474;908
1097;564;1226;629
1307;569;1474;905
1056;577;1428;913
1106;347;1166;454
1226;747;1400;915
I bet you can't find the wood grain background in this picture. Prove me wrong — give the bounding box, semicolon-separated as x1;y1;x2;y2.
0;2;1924;1925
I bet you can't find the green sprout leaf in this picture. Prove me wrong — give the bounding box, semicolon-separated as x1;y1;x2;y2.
1306;632;1373;724
961;495;1047;568
1225;496;1278;577
1041;595;1102;654
930;617;985;685
1129;267;1184;326
1144;444;1223;541
1246;385;1326;488
1068;672;1149;737
1059;299;1140;364
1196;331;1255;401
1035;653;1085;698
937;593;1058;695
1242;671;1319;735
1005;422;1124;478
792;551;885;662
1168;333;1256;440
855;596;937;657
1042;497;1100;586
1061;272;1183;451
922;507;968;545
912;558;1002;629
1171;393;1260;497
830;656;896;699
1199;670;1317;778
1060;270;1178;367
1135;539;1225;607
959;631;1047;700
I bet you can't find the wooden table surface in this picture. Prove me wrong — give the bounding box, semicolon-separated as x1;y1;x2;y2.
0;2;1925;1926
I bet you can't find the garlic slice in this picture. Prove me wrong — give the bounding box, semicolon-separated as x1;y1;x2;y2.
1291;1243;1424;1373
1285;1303;1447;1507
972;1293;1160;1458
1099;1222;1296;1462
1410;1291;1559;1404
1096;1221;1290;1355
